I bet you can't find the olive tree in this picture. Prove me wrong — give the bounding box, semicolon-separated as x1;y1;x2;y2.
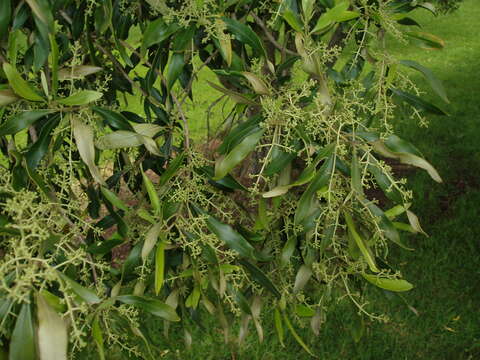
0;0;450;358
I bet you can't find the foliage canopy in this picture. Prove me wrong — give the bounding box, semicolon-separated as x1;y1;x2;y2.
0;0;450;358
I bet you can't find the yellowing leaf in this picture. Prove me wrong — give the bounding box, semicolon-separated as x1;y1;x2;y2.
71;116;105;185
58;65;103;80
37;294;68;360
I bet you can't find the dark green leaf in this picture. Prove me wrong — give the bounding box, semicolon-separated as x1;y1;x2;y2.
159;152;185;186
58;272;101;304
214;128;264;180
203;211;257;259
25;114;60;169
0;0;11;39
295;155;334;224
391;88;447;115
222;17;266;58
166;53;185;91
399;60;449;103
406;31;445;50
238;259;281;298
141;18;179;53
116;295;180;321
218;115;262;155
92;106;134;131
0;110;53;136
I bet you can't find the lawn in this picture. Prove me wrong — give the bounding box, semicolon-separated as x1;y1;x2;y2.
141;1;480;359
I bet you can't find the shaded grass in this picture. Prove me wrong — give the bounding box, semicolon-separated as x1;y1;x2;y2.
142;1;480;358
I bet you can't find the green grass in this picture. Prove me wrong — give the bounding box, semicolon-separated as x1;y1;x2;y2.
141;1;480;358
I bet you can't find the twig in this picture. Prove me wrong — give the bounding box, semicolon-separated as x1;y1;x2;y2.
250;12;298;56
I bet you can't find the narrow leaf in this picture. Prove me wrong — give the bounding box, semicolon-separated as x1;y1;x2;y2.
2;63;44;101
9;303;35;360
362;273;414;292
214;129;264;180
155;240;165;295
238;259;281;298
223;17;266;58
71;116;105;185
0;110;53;136
142;222;162;262
116;295;180;322
57;90;103;106
58;272;101;304
399;60;449;103
37;293;68;360
344;212;379;273
92;316;105;360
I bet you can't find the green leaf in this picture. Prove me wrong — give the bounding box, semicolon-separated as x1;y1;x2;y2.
274;308;285;347
223;17;266;58
25;0;53;31
92;316;105;360
373;135;442;183
37;293;68;360
25;113;60;169
155;240;165;295
0;0;11;39
116;295;180;322
173;25;196;51
238;259;281;298
96;130;161;156
199;166;247;191
280;236;296;266
207;80;259;106
204;212;257;259
142;170;161;215
214;128;264;180
283;9;303;32
283;312;314;356
3;63;44;101
391;88;447;115
57;90;103;106
71;116;105;185
293;265;313;293
362;273;414;292
295;304;315;317
0;109;53;136
406;31;445;50
91;106;134;131
313;1;359;33
344;212;379;273
101;186;129;212
159;152;186;186
48;34;59;97
218;115;263;154
399;60;449;103
141;18;179;54
166;53;185;91
295;154;334;224
58;272;101;304
9;303;35;360
141;222;162;262
368;160;403;204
